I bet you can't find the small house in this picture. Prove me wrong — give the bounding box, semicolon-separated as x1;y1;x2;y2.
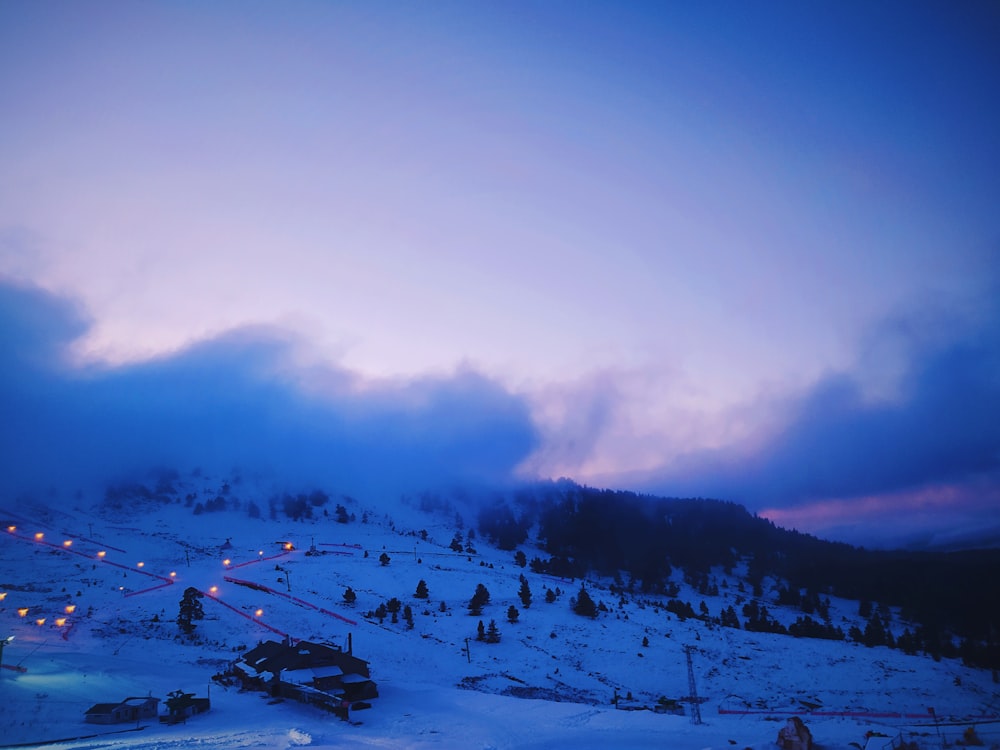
84;696;160;724
161;689;211;724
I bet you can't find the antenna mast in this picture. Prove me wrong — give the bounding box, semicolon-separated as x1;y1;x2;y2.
685;644;703;725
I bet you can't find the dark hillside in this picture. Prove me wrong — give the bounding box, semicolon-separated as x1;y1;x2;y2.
479;481;1000;669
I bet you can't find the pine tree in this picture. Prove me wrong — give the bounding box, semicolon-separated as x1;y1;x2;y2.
177;587;204;634
387;597;401;623
343;586;357;605
379;552;391;566
507;605;519;623
476;619;486;641
468;583;490;616
486;619;501;643
403;604;414;629
415;579;429;599
572;585;598;618
518;575;532;608
514;550;527;568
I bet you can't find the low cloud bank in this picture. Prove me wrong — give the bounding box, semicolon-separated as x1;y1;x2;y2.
0;279;539;501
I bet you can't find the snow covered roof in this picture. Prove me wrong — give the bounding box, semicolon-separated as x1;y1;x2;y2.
282;665;344;684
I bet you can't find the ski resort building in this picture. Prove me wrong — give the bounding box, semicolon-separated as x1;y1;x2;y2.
233;639;377;715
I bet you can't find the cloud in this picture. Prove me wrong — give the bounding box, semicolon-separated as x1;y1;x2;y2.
0;278;539;500
640;290;1000;540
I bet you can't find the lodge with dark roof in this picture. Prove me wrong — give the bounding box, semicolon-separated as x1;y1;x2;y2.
233;639;377;716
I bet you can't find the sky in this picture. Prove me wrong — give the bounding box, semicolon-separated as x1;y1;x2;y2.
1;1;999;548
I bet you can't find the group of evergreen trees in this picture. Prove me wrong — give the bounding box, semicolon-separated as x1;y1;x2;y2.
473;481;1000;670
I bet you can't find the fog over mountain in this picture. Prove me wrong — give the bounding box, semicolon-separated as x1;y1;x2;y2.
4;275;1000;551
0;279;538;501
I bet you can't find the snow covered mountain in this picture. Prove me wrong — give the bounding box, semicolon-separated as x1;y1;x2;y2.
1;471;997;750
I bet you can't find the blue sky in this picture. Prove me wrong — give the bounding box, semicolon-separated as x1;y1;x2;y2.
1;2;998;547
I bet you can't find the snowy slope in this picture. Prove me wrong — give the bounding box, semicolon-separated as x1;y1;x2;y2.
1;477;998;750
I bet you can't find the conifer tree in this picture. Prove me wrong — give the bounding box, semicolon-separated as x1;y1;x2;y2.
387;597;401;623
469;583;490;615
572;585;598;618
486;619;501;643
518;574;532;608
415;579;429;599
177;587;204;634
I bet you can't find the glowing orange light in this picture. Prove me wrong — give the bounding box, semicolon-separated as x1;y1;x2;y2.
223;559;231;566
97;551;106;558
55;617;67;626
258;550;263;556
63;540;73;547
255;609;263;617
18;607;28;617
209;586;218;594
35;618;46;626
65;605;76;614
34;532;44;540
137;562;145;568
7;525;15;532
170;571;176;578
0;592;7;601
284;542;293;550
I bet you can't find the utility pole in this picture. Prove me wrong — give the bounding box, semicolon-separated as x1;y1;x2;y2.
685;645;703;725
0;635;13;675
277;566;291;592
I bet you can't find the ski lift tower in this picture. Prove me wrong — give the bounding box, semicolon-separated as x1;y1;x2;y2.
685;644;703;725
